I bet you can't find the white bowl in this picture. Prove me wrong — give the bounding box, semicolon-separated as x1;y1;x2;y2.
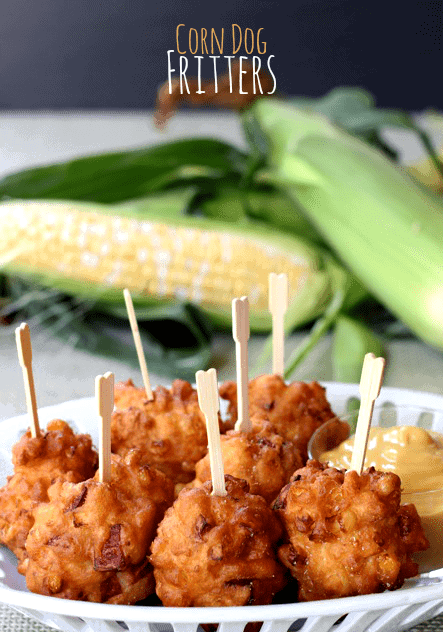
1;382;443;632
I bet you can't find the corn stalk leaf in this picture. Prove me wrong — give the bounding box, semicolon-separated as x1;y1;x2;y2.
4;278;213;380
0;139;248;203
284;289;345;379
197;183;324;242
332;315;385;383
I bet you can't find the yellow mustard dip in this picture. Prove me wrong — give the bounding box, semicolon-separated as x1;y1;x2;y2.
320;425;443;493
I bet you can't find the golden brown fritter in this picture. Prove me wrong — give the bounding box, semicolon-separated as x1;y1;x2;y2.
219;375;337;461
112;380;219;484
398;503;430;557
150;475;287;607
193;422;303;504
0;420;97;563
273;461;429;601
23;450;174;604
114;379;149;410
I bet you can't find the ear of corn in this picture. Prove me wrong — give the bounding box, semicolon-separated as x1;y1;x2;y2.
0;198;364;332
248;98;443;348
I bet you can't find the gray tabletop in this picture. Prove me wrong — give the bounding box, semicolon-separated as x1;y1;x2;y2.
1;111;443;631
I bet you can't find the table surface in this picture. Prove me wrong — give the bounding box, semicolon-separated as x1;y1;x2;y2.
1;110;443;631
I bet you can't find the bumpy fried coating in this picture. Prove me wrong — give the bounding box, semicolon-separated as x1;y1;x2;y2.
0;420;97;562
219;375;336;461
23;450;174;603
151;475;287;607
114;379;149;410
273;461;429;601
112;379;219;483
193;423;303;504
398;503;430;557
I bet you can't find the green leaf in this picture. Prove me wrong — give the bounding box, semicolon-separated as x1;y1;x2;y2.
197;185;249;222
242;109;271;161
66;304;213;381
283;289;345;379
5;278;213;380
113;187;198;219
245;187;325;242
309;87;375;120
342;109;415;133
290;88;374;118
332;315;384;383
198;184;324;242
0;139;248;204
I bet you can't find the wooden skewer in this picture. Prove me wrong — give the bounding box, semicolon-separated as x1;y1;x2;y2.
196;368;226;496
350;353;386;475
232;296;251;433
123;288;153;401
15;323;40;438
269;273;289;376
96;371;114;484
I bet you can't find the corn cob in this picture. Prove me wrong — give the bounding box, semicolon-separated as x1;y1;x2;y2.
248;98;443;347
0;199;362;331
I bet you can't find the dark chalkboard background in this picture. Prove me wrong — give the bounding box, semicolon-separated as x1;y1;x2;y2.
0;0;441;110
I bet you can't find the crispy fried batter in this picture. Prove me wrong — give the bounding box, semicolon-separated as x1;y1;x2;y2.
193;423;303;504
0;420;97;562
219;375;336;461
112;380;220;483
151;475;287;607
114;379;149;410
23;450;174;603
398;503;430;558
273;461;429;601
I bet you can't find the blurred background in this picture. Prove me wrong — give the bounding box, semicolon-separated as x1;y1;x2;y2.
0;0;442;110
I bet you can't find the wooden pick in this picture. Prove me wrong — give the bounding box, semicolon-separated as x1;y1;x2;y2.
196;368;226;496
15;323;40;438
96;371;114;484
269;272;289;376
232;296;251;433
123;288;153;401
350;353;386;475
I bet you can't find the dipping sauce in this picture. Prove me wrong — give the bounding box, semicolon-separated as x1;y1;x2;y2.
321;425;443;493
321;425;443;572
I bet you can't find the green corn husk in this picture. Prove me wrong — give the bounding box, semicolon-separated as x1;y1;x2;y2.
332;315;385;383
246;98;443;351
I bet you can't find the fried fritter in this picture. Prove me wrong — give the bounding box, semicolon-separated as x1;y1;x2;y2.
193;423;303;504
398;503;431;558
23;450;174;603
273;460;429;601
0;420;97;563
219;375;336;461
151;475;287;607
114;379;148;410
112;379;220;483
